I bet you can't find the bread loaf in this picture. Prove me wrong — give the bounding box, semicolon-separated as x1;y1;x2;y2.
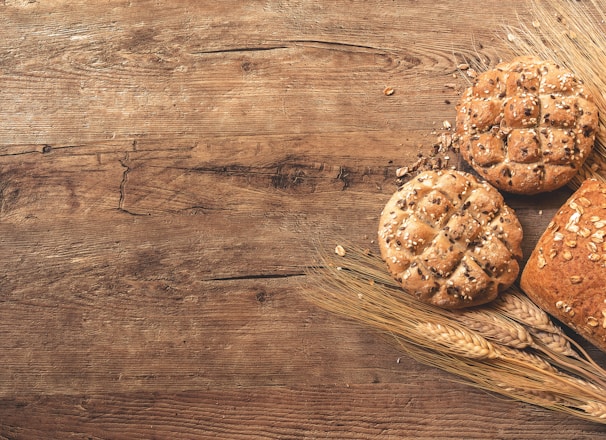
378;170;523;309
521;178;606;352
456;56;598;195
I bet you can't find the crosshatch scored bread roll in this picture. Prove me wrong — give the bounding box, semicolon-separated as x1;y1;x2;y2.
456;56;599;195
521;178;606;352
378;170;523;309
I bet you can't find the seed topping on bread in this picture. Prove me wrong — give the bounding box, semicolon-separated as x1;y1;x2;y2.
521;179;606;352
456;56;598;194
378;170;523;309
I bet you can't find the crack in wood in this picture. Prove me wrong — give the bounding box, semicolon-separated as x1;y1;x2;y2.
189;40;386;58
117;148;147;216
285;39;383;52
118;151;130;212
191;46;288;55
0;149;40;157
208;272;306;282
0;144;80;156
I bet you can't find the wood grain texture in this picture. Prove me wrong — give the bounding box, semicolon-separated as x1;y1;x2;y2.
2;0;606;438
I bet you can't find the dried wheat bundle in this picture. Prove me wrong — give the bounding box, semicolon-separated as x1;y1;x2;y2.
304;243;606;423
504;0;606;187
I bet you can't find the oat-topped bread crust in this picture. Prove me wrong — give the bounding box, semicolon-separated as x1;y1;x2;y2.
378;170;523;309
456;56;598;195
521;179;606;352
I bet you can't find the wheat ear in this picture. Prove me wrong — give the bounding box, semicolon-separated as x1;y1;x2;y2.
416;321;499;360
530;329;578;358
452;309;533;349
496;345;557;373
489;288;556;333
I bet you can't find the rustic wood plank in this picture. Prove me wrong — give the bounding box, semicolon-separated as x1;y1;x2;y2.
2;384;606;440
0;0;509;147
3;0;606;438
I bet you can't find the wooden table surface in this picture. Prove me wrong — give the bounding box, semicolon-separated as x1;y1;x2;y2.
2;1;606;438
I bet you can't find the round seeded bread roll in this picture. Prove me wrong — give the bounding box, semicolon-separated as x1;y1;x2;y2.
521;178;606;352
378;170;523;309
456;56;598;195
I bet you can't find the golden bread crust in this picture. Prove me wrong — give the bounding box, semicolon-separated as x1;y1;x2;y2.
378;170;523;309
521;178;606;352
456;56;598;194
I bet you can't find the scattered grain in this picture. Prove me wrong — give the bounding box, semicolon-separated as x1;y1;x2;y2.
395;167;409;178
570;275;583;284
335;245;346;257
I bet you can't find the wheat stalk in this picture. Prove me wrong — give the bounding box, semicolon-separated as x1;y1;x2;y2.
303;243;606;424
